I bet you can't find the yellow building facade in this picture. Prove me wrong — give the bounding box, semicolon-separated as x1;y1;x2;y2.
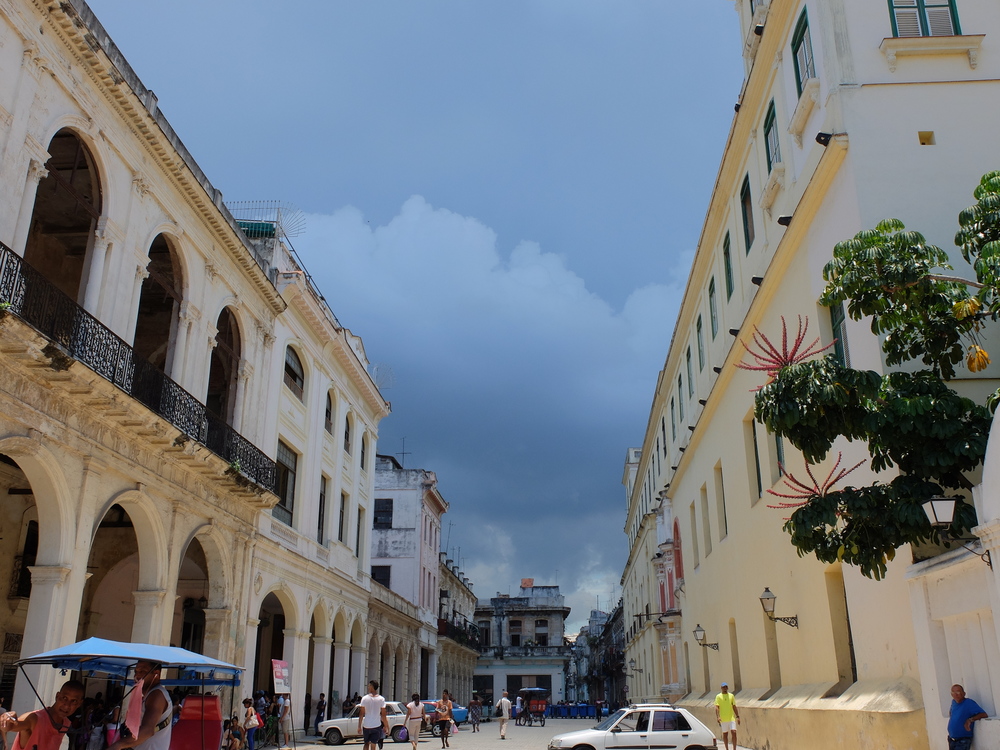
622;2;1000;748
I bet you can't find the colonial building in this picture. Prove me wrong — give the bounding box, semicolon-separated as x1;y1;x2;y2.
473;580;572;705
0;0;390;720
436;554;479;703
622;1;999;749
371;454;447;699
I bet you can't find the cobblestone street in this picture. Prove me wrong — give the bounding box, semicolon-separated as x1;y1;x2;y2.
291;718;750;750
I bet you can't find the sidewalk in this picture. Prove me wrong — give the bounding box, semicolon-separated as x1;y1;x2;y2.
287;717;754;749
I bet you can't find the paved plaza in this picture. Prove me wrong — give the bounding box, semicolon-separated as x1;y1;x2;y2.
288;718;751;750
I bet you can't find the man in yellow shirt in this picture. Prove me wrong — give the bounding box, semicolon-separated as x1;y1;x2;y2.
714;683;740;750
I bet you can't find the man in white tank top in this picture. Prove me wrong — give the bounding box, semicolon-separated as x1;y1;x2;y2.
108;660;172;750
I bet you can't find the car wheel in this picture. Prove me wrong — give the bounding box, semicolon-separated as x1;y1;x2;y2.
573;745;596;750
431;723;441;737
539;716;545;727
390;726;406;743
324;728;345;745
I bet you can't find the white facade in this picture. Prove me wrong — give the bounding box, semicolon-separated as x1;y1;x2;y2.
0;0;391;726
622;1;1000;749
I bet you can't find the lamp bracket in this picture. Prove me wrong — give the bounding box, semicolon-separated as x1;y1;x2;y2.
768;614;799;628
699;642;720;651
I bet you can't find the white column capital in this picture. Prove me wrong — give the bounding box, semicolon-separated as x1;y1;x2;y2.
132;589;167;607
27;565;71;586
313;636;334;646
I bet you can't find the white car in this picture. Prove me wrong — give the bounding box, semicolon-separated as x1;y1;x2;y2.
319;700;410;745
547;704;717;750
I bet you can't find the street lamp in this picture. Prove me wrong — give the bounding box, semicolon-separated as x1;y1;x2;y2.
692;624;719;650
492;597;508;660
628;658;643;674
758;588;799;628
921;496;992;568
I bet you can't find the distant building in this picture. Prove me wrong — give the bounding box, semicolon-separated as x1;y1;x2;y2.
372;455;448;698
567;609;609;702
473;579;571;706
437;555;479;702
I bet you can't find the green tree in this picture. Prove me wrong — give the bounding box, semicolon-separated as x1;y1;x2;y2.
744;172;1000;579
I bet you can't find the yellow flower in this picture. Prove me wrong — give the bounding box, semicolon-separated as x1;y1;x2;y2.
967;345;991;372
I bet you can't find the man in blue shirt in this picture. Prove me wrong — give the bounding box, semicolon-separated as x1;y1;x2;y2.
948;684;988;750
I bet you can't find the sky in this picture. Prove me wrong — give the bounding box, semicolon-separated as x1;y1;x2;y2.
87;0;745;631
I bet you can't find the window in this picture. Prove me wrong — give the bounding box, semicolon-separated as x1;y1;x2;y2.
696;317;705;371
325;393;333;433
764;101;781;171
371;565;391;589
889;0;959;37
509;620;522;647
360;434;367;470
714;464;728;540
775;433;786;478
373;498;393;529
740;176;755;252
274;440;297;526
745;418;763;500
355;507;364;557
339;492;347;542
677;378;685;422
792;10;816;97
670;399;677;441
343;415;352;454
686;349;694;396
709;278;719;338
318;475;327;544
535;619;549;647
651;711;692;732
661;417;668;454
830;303;848;366
283;347;304;400
723;234;734;300
478;620;492;648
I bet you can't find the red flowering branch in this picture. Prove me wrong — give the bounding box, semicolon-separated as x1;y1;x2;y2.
766;453;866;509
735;316;837;389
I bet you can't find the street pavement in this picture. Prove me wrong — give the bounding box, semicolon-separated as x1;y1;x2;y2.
286;717;752;750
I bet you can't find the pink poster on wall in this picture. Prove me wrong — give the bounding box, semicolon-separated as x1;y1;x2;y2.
272;659;291;693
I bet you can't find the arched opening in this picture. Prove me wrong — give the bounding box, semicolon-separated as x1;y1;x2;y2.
206;308;242;426
283;346;304;400
0;455;38;703
170;538;209;654
23;129;102;302
133;234;183;373
78;504;139;642
254;593;288;693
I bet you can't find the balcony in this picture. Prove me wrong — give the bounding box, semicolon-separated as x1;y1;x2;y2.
481;644;571;658
438;619;481;649
0;241;276;492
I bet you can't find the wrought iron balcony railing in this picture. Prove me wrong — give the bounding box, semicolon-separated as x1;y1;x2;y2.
0;241;276;492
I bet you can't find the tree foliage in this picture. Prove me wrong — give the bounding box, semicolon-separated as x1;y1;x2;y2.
748;172;999;579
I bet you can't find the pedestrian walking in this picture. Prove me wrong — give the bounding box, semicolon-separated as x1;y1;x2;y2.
468;695;481;732
947;684;987;750
0;679;84;750
435;690;453;749
357;681;389;750
713;683;740;750
495;691;511;740
405;694;424;750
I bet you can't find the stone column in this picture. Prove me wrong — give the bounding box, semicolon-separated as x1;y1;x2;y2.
169;301;194;387
10;158;46;253
245;617;261;693
427;651;439;700
312;636;333;711
233;361;253;433
351;646;367;698
81;226;111;313
333;641;351;708
13;565;74;714
285;629;312;737
203;608;233;663
131;589;170;644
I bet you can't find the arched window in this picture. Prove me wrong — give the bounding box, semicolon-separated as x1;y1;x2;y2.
284;346;304;400
360;433;367;470
23;129;102;303
133;234;183;373
325;393;334;434
343;414;352;454
206;308;241;425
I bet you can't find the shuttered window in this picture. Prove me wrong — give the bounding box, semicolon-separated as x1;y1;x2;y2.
889;0;959;38
723;234;734;300
740;176;755;253
791;10;816;97
764;101;780;172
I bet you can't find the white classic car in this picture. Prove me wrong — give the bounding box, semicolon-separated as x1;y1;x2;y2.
319;700;410;745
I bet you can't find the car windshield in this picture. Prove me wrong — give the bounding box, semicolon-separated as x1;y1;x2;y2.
594;709;627;731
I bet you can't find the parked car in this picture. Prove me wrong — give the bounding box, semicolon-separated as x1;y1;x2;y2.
421;699;469;734
319;700;409;745
547;703;717;750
